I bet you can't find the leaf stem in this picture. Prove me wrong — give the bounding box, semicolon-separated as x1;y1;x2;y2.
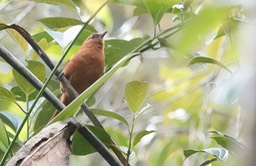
126;114;136;166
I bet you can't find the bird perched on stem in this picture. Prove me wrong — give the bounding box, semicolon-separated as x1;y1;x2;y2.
50;31;107;120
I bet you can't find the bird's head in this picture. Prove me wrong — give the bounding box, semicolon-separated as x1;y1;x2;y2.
84;31;107;50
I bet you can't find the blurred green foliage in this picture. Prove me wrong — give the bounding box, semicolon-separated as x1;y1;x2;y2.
0;0;250;165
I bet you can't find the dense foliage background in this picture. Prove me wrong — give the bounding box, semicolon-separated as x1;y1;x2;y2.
0;0;255;165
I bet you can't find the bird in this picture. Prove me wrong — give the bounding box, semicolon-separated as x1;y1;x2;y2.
50;31;107;120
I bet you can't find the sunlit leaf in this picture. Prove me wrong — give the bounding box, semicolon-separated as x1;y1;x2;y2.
0;61;13;84
188;56;232;74
32;31;53;42
125;81;149;113
0;118;9;152
133;130;155;146
32;38;52;60
30;0;76;9
38;17;82;30
13;61;46;95
7;29;28;54
72;125;112;155
0;86;15;101
92;109;129;127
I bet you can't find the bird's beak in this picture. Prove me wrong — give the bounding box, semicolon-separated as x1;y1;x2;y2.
99;31;107;38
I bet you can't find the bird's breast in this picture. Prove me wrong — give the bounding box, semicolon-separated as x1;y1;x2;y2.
63;51;104;94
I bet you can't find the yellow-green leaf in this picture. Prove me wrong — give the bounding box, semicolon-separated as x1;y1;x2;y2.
125;81;149;113
0;86;15;101
7;29;28;55
13;61;46;95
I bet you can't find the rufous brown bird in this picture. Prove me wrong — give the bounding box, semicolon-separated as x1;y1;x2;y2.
50;31;107;120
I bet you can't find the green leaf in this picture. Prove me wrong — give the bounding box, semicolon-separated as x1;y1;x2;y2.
32;38;52;60
11;86;38;101
0;118;9;152
92;109;129;127
0;86;15;101
32;31;53;42
38;17;83;30
32;97;58;132
30;0;76;9
72;125;112;155
133;130;155;146
7;29;28;54
184;149;198;159
184;148;229;162
188;56;232;74
13;61;46;95
49;52;139;123
125;81;149;113
143;0;178;25
105;38;144;70
0;112;22;132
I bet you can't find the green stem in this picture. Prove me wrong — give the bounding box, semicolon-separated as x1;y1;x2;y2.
126;114;136;166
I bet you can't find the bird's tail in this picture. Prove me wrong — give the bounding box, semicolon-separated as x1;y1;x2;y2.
49;94;71;121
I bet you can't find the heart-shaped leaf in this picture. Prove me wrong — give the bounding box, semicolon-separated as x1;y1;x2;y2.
125;81;149;113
